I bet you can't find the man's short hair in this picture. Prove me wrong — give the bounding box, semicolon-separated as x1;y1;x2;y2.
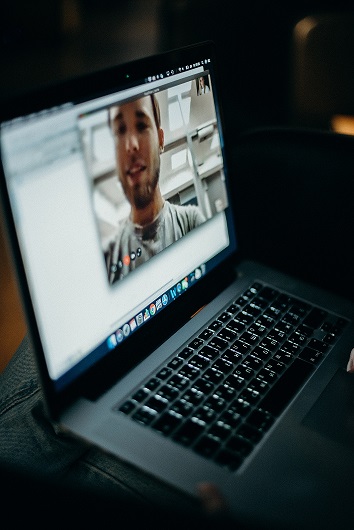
108;94;161;130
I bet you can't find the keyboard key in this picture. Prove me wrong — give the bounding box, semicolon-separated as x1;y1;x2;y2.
178;364;200;381
145;395;168;413
299;347;323;364
117;400;136;415
218;328;237;342
132;388;150;402
168;374;189;391
218;311;232;323
145;377;160;391
178;347;194;360
237;423;263;443
193;406;217;424
230;340;251;355
173;418;205;445
214;449;243;471
182;388;205;406
242;354;263;371
226;319;246;333
248;323;267;338
212;358;233;374
226;434;253;456
189;337;204;349
168;357;183;370
239;331;259;345
208;421;232;442
208;336;228;351
239;388;260;405
259;286;278;301
247;377;269;394
156;384;179;401
229;398;251;416
171;399;194;417
247;409;274;431
193;377;215;394
190;354;210;370
198;328;213;341
257;368;278;384
252;345;272;361
233;364;254;380
156;367;172;380
227;303;240;314
281;341;300;355
224;373;245;391
303;308;327;329
199;345;219;360
203;368;224;385
272;350;293;365
223;349;244;364
208;320;223;332
214;384;236;402
307;338;329;353
204;394;227;413
259;337;279;352
219;410;242;428
264;359;286;374
132;406;157;425
194;435;220;458
153;411;182;435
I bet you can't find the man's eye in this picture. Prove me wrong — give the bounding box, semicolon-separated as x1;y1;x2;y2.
137;121;148;132
117;124;126;135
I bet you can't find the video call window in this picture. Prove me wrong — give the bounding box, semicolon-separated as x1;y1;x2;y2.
78;75;228;286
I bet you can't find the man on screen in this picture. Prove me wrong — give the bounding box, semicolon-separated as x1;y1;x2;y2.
107;94;206;283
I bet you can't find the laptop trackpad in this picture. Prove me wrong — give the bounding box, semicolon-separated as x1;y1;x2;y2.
303;369;354;449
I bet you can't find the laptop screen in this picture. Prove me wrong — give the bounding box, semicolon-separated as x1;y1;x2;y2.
0;42;237;396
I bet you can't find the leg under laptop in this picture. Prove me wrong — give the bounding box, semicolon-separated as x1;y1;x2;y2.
0;335;200;514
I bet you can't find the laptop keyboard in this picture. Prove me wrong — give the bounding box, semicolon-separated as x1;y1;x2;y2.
114;282;349;472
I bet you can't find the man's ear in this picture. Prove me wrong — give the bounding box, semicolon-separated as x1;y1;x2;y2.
158;128;164;152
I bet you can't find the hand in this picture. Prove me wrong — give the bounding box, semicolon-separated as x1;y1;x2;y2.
347;348;354;373
197;482;229;514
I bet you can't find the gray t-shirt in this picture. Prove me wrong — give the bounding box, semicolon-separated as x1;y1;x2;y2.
108;201;206;283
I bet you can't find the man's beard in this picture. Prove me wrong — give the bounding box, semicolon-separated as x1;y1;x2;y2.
132;168;159;210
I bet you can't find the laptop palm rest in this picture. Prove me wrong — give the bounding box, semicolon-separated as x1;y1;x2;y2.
303;368;354;448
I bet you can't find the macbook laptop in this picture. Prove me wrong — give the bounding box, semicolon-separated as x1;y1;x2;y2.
1;41;354;529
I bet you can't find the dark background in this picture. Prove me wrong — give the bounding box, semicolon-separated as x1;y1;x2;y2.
1;0;354;134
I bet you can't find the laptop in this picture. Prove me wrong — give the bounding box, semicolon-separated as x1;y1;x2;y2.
1;41;354;528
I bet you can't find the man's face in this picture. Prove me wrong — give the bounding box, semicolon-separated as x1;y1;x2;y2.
110;97;163;211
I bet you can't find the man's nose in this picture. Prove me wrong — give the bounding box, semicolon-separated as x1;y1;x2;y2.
125;133;139;152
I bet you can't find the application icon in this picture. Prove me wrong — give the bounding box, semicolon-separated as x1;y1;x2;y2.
136;312;143;326
149;303;156;316
182;277;188;290
155;298;162;311
123;323;130;337
177;282;182;294
143;308;150;321
116;329;124;343
170;286;177;299
162;293;169;306
107;333;117;349
129;317;137;332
